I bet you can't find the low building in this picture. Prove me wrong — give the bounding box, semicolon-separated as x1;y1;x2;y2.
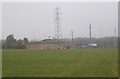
26;39;70;49
76;43;98;48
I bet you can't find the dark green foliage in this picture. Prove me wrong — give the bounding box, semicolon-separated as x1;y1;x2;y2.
2;40;7;49
0;40;2;48
23;38;29;44
16;44;26;49
2;34;29;49
6;34;16;48
16;39;26;49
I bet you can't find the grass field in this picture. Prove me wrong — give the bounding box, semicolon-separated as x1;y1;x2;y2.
2;48;118;77
0;49;2;78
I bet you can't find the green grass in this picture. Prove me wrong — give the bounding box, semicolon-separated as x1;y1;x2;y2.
0;49;2;78
2;48;118;77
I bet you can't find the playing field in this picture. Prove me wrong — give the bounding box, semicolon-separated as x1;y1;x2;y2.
2;48;118;77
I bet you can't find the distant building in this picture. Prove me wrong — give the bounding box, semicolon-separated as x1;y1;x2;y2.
89;43;97;48
26;39;70;49
76;43;97;48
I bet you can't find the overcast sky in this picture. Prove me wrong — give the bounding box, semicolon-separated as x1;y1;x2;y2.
2;2;118;41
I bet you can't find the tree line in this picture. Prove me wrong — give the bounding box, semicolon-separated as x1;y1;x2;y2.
62;37;119;48
0;34;119;49
2;34;29;49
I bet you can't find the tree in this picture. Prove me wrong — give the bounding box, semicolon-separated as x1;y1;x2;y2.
6;34;16;48
0;40;2;49
3;34;27;49
16;39;26;49
23;38;29;44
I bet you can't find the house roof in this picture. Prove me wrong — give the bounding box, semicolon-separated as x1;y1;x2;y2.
40;39;64;44
29;39;65;44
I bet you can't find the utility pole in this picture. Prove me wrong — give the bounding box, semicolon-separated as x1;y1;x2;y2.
33;31;35;41
99;30;102;48
89;23;92;48
54;7;62;40
114;27;116;48
71;30;73;48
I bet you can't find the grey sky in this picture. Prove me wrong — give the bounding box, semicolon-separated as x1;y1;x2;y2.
2;2;118;41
